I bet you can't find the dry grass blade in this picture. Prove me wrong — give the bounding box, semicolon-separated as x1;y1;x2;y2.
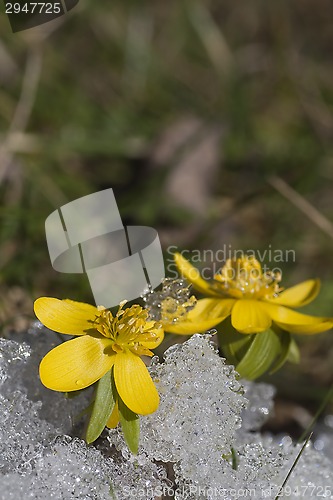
268;175;333;240
123;7;154;96
187;0;232;76
0;45;43;184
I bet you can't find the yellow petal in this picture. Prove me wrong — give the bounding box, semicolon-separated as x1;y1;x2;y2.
140;326;164;349
165;298;235;335
113;351;159;415
265;279;320;308
231;299;272;334
34;297;99;335
277;321;333;335
264;303;333;334
106;401;120;428
174;253;220;297
39;334;115;391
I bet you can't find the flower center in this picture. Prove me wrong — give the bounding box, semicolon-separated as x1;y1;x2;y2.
95;302;162;355
213;256;282;300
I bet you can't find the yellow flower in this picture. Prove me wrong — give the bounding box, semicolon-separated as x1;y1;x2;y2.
166;253;333;335
34;298;164;424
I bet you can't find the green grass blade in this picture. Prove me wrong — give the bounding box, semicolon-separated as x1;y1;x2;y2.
274;433;313;500
298;384;333;444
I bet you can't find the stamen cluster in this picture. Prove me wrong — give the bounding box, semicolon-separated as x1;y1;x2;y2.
214;256;282;299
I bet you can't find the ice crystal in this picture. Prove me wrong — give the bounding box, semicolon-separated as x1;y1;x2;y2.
0;436;168;500
0;391;55;475
107;335;333;500
3;325;92;432
0;338;31;388
0;328;332;499
143;278;196;323
313;414;333;461
108;334;247;490
240;380;276;432
173;435;333;499
0;334;169;499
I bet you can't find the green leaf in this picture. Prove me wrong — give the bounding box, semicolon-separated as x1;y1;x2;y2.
119;397;140;455
217;317;253;365
235;328;281;380
85;370;116;444
287;337;300;364
269;329;292;374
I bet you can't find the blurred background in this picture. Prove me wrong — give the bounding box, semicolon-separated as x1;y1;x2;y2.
0;0;332;432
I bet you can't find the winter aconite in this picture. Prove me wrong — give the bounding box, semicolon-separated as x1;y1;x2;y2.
34;298;164;434
166;253;333;336
161;253;333;379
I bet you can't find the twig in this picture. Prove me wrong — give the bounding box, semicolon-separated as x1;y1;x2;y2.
268;175;333;240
